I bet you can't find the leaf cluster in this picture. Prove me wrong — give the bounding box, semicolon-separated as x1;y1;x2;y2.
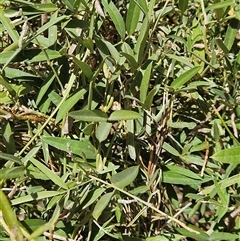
0;0;240;240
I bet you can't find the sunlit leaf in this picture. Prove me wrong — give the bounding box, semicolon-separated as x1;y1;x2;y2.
126;0;141;35
212;147;240;164
108;110;141;121
28;158;68;190
56;87;88;123
101;0;125;39
170;66;201;89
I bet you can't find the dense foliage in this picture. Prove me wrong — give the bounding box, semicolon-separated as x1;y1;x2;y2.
0;0;240;240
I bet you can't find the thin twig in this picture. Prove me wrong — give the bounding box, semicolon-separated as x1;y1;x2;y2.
44;231;77;241
88;174;200;234
201;136;209;177
230;109;238;138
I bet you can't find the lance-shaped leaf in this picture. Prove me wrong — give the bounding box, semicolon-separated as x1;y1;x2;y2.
170;66;201;89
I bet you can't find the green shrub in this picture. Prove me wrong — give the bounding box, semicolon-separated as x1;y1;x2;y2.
0;0;240;240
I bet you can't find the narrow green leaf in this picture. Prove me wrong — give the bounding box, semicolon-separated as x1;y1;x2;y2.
108;110;141;121
29;49;62;62
21;219;46;233
61;0;74;11
178;0;189;13
36;72;55;105
42;136;96;159
101;39;120;64
147;0;156;20
0;49;62;64
224;19;238;51
213;0;225;20
0;153;22;165
0;9;19;43
163;171;201;188
28;223;51;240
29;199;64;240
92;191;114;220
71;56;93;79
4;66;37;79
121;52;139;69
143;88;157;110
29;158;68;190
210;231;239;240
26;164;53;180
176;228;209;241
0;190;24;241
135;17;150;65
56;87;88;123
168;121;196;129
205;0;233;11
101;0;125;39
2;120;16;154
0;167;25;180
11;191;66;205
140;61;153;103
212;147;240;164
32;3;58;12
111;166;139;188
35;15;67;37
165;165;201;180
170;66;201;89
96;122;112;142
165;53;194;68
69;110;108;122
201;173;240;195
129;186;149;195
126;0;141;35
0;74;16;97
48;26;58;47
48;91;62;106
163;165;202;188
213;178;228;206
132;0;148;15
82;188;106;209
162;142;180;156
126;120;136;160
190;142;208;152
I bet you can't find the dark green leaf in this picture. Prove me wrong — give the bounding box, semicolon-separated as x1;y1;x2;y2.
170;66;201;89
101;0;125;39
224;19;238;51
0;153;22;165
71;56;93;79
92;191;114;220
69;110;108;122
42;136;96;159
111;166;139;188
178;0;189;13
